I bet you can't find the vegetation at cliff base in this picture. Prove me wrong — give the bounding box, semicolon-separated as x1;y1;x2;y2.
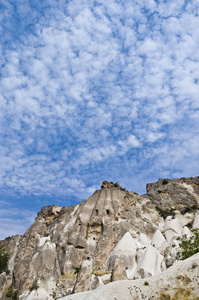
0;245;9;274
177;229;199;260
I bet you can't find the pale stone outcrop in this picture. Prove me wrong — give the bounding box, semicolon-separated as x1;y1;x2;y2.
105;231;167;281
104;232;137;272
111;258;127;281
151;229;167;250
0;177;199;299
20;288;54;300
181;226;191;237
163;217;183;242
73;259;92;293
193;213;199;228
37;205;61;225
60;252;199;300
135;245;164;278
138;233;150;246
0;273;7;300
1;235;21;274
90;274;103;290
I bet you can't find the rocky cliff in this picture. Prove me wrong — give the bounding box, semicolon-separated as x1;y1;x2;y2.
0;177;199;300
59;252;199;300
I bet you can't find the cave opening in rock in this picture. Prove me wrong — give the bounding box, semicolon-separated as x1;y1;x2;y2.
106;209;110;216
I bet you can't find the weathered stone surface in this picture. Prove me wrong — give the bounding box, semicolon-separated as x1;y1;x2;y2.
136;245;165;278
0;272;7;300
105;232;137;272
146;176;199;213
0;178;199;299
151;229;167;251
0;234;21;275
193;213;199;228
73;259;92;293
37;205;61;225
60;252;199;300
111;259;127;281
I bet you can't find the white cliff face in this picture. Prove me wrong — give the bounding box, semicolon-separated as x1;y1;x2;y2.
0;178;199;300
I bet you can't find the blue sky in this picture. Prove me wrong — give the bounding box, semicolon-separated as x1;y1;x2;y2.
0;0;199;239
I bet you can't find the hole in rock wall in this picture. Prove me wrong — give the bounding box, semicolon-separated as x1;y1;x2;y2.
77;223;81;233
106;209;110;216
94;210;99;216
86;223;103;240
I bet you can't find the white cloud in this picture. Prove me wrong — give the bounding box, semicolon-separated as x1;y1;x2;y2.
0;206;36;240
127;135;140;147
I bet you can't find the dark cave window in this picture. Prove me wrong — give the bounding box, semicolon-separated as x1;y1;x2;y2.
106;209;110;216
94;209;99;216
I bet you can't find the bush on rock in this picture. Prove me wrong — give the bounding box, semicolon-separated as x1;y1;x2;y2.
177;229;199;260
0;245;9;274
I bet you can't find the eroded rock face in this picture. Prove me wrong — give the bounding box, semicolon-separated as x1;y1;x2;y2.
111;259;127;281
60;252;199;300
146;176;199;214
73;259;92;293
0;273;7;300
0;178;199;299
37;205;61;225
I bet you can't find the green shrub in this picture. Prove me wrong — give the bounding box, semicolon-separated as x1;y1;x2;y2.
177;229;199;260
73;266;81;275
162;179;169;185
6;287;18;300
155;206;175;220
0;245;9;274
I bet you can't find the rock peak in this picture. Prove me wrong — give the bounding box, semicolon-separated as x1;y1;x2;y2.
101;181;121;189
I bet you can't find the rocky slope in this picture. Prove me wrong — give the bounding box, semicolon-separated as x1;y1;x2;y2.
0;177;199;300
59;252;199;300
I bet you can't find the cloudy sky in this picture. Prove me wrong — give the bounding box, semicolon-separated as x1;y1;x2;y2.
0;0;199;239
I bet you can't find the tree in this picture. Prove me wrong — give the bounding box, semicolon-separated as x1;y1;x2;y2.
177;228;199;260
0;245;9;274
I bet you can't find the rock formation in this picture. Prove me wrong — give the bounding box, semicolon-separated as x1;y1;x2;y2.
59;252;199;300
146;177;199;214
0;176;199;299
